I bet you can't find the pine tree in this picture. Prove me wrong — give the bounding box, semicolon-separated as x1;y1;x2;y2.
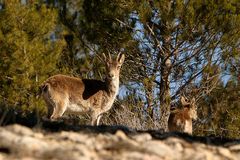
0;0;66;114
196;79;240;138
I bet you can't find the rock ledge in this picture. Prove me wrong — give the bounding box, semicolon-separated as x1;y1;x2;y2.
0;124;239;160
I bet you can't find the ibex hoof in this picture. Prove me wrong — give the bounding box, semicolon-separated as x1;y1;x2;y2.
50;116;59;121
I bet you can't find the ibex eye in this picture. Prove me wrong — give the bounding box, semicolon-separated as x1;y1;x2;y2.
117;66;121;69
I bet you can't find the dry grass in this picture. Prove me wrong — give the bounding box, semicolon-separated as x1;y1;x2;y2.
101;102;161;130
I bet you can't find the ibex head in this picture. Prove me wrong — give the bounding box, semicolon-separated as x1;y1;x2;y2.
102;52;125;81
180;96;197;120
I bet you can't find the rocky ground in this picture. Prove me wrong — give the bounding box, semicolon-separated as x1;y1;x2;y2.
0;123;240;160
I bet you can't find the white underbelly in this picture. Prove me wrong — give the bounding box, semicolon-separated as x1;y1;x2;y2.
66;103;90;114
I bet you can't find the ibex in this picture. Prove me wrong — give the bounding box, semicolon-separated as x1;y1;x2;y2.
40;52;125;126
168;96;197;134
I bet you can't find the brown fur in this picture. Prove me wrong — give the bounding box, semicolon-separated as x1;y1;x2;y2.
168;97;197;134
40;53;125;125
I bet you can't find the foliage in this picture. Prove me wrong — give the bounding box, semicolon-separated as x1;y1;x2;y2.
0;0;66;114
55;0;138;80
195;79;240;138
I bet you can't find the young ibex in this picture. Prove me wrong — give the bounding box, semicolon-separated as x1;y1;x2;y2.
168;96;197;134
40;52;125;126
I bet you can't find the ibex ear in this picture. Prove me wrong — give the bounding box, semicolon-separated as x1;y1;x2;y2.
190;98;196;108
118;53;125;65
191;98;195;103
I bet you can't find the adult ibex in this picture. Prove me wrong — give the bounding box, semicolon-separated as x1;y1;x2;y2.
40;52;125;126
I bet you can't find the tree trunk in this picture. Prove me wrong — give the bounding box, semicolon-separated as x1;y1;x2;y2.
159;65;171;131
159;35;171;131
144;77;155;120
